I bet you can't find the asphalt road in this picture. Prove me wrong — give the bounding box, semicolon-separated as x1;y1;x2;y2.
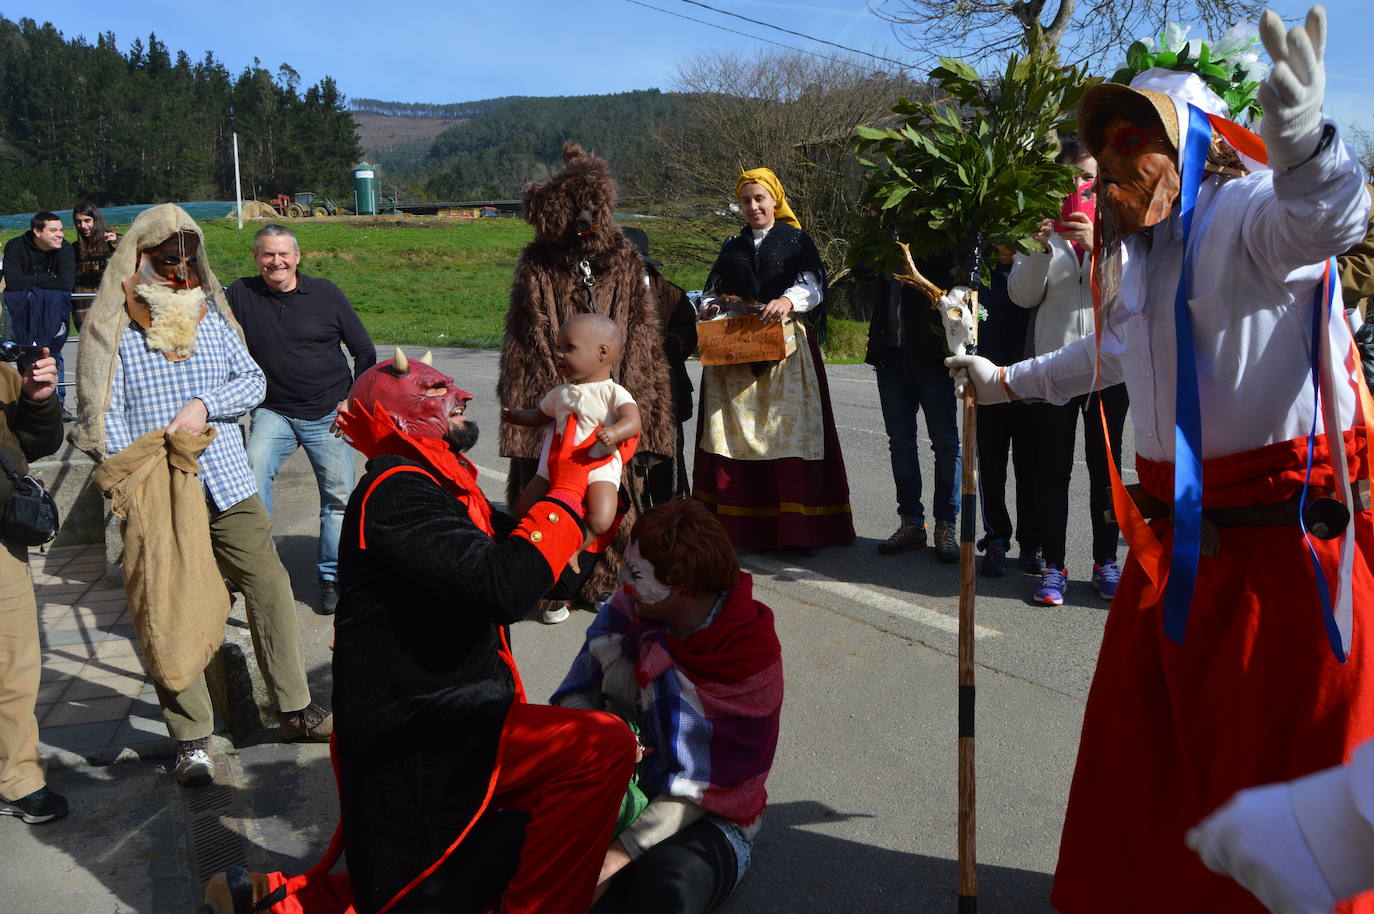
270;345;1130;911
7;344;1135;912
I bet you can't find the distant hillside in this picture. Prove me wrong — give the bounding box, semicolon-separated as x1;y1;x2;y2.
362;89;687;201
353;112;467;159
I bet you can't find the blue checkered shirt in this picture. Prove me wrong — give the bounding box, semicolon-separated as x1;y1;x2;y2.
105;306;265;511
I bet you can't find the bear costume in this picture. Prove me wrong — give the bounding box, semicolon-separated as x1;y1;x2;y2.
498;142;674;601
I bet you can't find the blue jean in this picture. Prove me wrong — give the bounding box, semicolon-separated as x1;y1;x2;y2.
246;407;355;582
875;353;961;522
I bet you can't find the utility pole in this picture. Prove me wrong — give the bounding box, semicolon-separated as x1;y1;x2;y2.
230;107;244;230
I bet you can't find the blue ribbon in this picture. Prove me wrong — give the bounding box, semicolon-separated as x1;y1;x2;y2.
1162;104;1215;645
1300;262;1347;662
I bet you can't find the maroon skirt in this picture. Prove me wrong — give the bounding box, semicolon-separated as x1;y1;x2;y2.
692;328;855;550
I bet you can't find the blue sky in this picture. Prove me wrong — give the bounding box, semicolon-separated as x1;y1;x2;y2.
7;0;1370;129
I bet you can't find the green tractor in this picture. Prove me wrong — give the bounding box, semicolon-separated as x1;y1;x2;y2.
285;192;339;217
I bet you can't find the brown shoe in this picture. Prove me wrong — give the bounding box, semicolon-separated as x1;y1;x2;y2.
278;703;333;742
200;866;273;914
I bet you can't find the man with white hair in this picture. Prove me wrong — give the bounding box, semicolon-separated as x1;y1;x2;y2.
227;223;375;614
948;6;1374;910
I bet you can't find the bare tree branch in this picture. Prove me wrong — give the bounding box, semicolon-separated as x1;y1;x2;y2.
870;0;1266;71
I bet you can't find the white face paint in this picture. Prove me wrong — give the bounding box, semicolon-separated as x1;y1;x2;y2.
620;541;672;605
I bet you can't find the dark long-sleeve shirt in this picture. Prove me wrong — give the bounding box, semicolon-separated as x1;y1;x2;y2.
2;234;75;292
226;273;377;420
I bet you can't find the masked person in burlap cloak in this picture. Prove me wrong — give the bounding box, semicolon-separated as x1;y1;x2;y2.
72;204;330;790
498;143;674;613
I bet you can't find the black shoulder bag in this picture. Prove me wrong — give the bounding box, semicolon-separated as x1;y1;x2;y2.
0;450;60;546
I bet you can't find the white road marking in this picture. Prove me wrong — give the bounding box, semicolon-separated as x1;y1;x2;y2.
475;463;508;482
744;554;1002;639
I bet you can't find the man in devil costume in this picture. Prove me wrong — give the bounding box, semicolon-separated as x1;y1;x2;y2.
331;349;637;914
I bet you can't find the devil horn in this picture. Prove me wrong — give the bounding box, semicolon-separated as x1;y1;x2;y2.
392;348;410;374
419;350;433;366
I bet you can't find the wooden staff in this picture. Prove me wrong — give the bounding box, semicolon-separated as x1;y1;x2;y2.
894;242;978;911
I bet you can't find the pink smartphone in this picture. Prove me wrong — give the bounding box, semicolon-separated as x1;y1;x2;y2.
1053;180;1096;235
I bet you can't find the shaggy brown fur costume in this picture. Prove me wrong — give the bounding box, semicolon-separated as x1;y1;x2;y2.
498;142;674;601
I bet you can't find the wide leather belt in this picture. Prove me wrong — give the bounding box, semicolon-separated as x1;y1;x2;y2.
1106;478;1370;557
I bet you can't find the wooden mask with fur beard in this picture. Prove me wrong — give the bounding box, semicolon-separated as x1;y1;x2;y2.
122;231;207;362
1094;113;1180;310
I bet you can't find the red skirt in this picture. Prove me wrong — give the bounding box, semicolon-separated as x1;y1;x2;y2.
692;328;855;550
1052;431;1374;913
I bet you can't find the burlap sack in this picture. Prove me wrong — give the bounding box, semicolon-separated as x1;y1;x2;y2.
92;428;230;692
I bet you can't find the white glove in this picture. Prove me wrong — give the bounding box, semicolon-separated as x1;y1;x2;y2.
1186;782;1336;914
1258;6;1327;169
944;355;1011;404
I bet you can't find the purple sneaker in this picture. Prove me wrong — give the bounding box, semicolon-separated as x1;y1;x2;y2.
1092;561;1122;600
1034;564;1067;606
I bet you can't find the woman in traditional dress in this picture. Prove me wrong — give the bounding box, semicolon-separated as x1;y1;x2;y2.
692;168;854;553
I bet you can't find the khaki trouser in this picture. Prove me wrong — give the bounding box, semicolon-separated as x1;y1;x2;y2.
150;493;311;741
0;538;44;800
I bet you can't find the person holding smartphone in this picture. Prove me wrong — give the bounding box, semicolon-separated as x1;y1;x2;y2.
0;347;66;825
1006;137;1130;606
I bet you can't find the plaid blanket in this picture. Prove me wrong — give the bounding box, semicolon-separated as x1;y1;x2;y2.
552;573;783;825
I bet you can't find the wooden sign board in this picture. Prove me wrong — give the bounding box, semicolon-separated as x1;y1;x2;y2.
697;315;789;366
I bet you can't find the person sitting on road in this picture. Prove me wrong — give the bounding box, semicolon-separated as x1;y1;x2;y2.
554;497;784;913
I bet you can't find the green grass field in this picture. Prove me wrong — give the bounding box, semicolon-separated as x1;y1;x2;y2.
4;216;870;361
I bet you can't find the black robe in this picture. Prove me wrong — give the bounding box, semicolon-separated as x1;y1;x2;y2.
333;455;581;913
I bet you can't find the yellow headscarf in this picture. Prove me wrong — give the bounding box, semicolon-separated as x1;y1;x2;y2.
736;167;800;230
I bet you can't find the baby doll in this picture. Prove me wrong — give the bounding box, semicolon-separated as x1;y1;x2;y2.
503;312;641;582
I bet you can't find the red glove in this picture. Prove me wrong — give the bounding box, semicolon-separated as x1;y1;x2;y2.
544;414;617;513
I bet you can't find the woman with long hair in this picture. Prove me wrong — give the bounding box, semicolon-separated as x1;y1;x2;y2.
71;201;118;328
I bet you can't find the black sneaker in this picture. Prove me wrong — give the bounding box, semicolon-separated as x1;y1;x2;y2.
877;518;927;555
174;738;215;788
0;786;69;824
934;519;960;563
319;579;340;615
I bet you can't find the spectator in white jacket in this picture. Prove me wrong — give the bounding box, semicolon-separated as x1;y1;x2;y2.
1006;137;1129;606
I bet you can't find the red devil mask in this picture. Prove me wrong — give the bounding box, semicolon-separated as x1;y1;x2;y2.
346;350;472;442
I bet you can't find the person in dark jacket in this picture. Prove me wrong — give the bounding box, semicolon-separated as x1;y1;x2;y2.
227;223;376;614
974;247;1042;576
3;213;74;417
865;249;963;563
330;355;637;914
624;227;697;503
72;202;119;329
0;348;67;825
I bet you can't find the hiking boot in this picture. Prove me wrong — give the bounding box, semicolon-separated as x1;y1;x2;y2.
0;786;69;824
978;537;1007;577
201;865;273;914
877;517;926;554
1034;564;1068;606
1019;546;1046;575
279;703;333;742
934;519;959;563
319;579;340;615
1092;560;1122;600
175;737;215;788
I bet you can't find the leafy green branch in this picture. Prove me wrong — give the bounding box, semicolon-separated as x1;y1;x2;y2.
850;48;1093;287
